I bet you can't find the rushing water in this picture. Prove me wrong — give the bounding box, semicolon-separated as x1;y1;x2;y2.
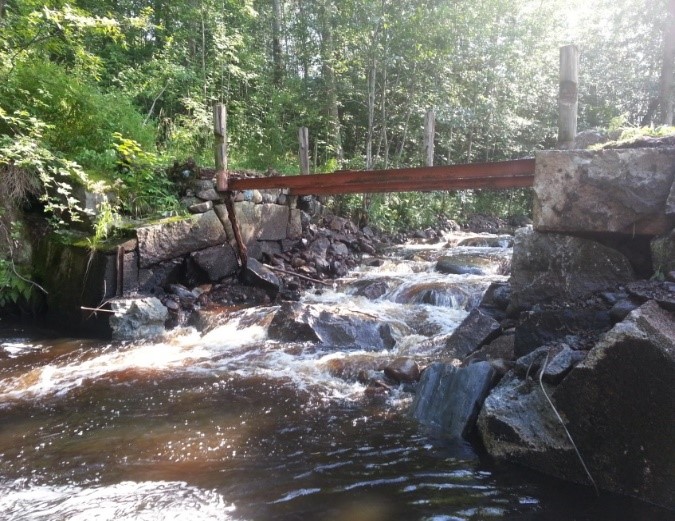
0;235;670;521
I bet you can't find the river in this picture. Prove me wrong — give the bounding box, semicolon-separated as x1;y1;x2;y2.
0;234;669;520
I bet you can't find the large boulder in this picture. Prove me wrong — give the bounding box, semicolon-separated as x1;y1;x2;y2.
243;258;280;299
533;148;675;236
136;210;227;268
478;300;675;509
509;227;635;311
109;297;168;340
411;362;495;440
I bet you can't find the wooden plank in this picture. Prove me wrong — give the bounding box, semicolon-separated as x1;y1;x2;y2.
227;158;535;195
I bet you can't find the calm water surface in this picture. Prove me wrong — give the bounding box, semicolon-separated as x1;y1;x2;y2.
0;236;670;520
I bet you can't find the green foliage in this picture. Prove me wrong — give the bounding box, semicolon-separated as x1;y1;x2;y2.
0;218;33;308
0;108;99;227
90;199;121;246
590;125;675;150
0;258;33;307
0;0;670;233
1;59;155;175
330;188;532;233
112;133;181;218
616;125;675;140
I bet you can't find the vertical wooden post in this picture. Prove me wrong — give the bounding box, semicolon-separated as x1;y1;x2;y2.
423;109;435;167
558;45;579;147
214;103;228;191
298;126;310;175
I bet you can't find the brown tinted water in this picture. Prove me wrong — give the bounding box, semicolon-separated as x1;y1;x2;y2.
0;240;671;521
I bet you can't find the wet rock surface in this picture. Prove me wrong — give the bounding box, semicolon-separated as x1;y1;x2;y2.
513;308;612;357
411;362;496;440
383;357;420;384
478;300;675;510
109;297;168;340
268;301;398;350
626;279;675;311
445;309;501;358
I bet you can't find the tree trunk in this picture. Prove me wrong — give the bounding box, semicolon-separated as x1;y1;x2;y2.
201;2;208;99
379;1;389;169
658;0;675;125
319;0;343;162
0;0;6;20
298;127;310;175
297;0;310;79
366;60;376;170
272;0;284;86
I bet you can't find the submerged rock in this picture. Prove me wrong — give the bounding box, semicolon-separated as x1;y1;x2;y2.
268;302;398;350
383;357;420;383
456;235;514;248
436;252;508;276
411;362;495;440
478;300;675;510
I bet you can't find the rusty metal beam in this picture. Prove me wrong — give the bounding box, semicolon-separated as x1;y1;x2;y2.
297;174;534;196
227;158;535;195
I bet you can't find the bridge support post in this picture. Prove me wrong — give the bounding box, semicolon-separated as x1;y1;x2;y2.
299;126;310;175
214;103;228;191
558;45;579;147
424;109;435;166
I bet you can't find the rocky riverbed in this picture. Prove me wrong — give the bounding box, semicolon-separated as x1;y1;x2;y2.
107;202;674;512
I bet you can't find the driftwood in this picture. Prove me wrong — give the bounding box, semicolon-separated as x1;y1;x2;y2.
263;263;332;286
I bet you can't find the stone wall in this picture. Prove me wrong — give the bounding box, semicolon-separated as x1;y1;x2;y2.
32;179;303;334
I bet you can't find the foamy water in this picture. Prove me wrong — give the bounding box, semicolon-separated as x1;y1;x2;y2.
0;480;238;521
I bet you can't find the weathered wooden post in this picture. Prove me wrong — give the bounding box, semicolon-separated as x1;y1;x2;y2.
423;109;435;166
213;103;247;269
298;126;310;175
214;103;228;191
558;45;579;147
